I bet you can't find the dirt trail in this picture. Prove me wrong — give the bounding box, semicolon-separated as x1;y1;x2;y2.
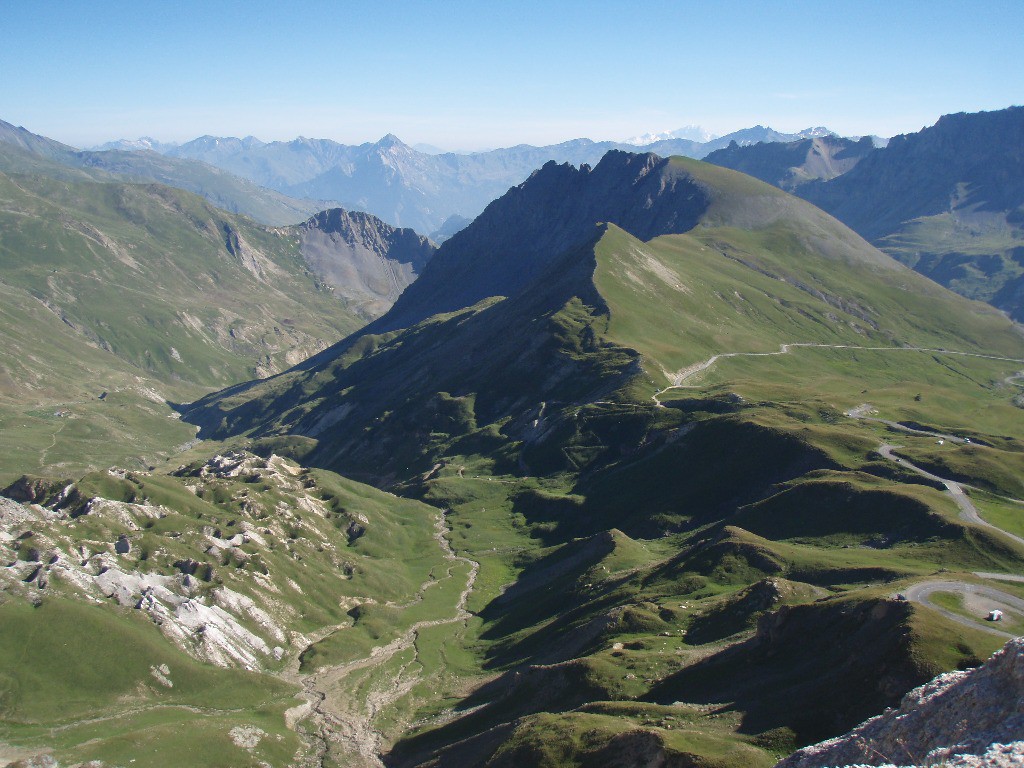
651;342;1024;406
38;418;66;468
288;511;479;768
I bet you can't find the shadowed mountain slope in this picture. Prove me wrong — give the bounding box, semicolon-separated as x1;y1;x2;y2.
796;107;1024;319
298;208;436;319
375;151;711;331
183;151;1021;484
704;135;876;191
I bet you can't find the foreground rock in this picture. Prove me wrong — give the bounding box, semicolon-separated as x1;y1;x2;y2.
776;636;1024;768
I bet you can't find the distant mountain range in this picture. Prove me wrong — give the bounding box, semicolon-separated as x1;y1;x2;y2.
704;135;878;190
93;124;883;234
8;117;889;237
704;107;1024;320
621;124;720;144
91;136;180;153
0;119;337;226
7;110;1023;321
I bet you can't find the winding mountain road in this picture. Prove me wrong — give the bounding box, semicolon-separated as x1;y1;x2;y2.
650;342;1024;637
870;443;1024;549
651;342;1024;406
903;581;1024;639
849;410;1024;637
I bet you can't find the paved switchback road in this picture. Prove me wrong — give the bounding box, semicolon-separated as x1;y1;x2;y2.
648;344;1024;635
868;438;1024;637
903;581;1024;638
873;444;1024;550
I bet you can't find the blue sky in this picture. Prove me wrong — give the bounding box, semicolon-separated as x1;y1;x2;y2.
2;0;1021;150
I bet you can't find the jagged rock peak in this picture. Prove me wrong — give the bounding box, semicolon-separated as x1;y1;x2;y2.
296;206;435;316
304;207;397;235
376;150;713;331
302;207;432;248
375;133;409;150
775;636;1024;768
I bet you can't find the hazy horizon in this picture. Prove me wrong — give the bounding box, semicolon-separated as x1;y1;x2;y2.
3;0;1022;152
18;120;901;154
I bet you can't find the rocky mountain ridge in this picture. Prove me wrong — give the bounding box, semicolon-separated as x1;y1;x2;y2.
701;107;1024;320
799;107;1024;319
133;124;882;233
297;208;436;318
375;150;712;332
705;135;877;191
799;108;1024;242
776;637;1024;768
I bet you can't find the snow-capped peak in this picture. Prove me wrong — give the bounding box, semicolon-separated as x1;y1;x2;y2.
796;126;837;138
621;125;719;146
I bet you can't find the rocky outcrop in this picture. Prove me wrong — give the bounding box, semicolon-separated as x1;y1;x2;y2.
299;207;435;318
776;637;1024;768
0;453;360;670
705;135;875;191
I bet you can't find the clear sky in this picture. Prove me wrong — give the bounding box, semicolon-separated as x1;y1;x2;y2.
2;0;1021;150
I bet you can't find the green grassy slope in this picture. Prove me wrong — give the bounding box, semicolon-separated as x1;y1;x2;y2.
0;125;333;226
0;597;303;768
875;211;1024;313
0;452;450;767
0;168;364;481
